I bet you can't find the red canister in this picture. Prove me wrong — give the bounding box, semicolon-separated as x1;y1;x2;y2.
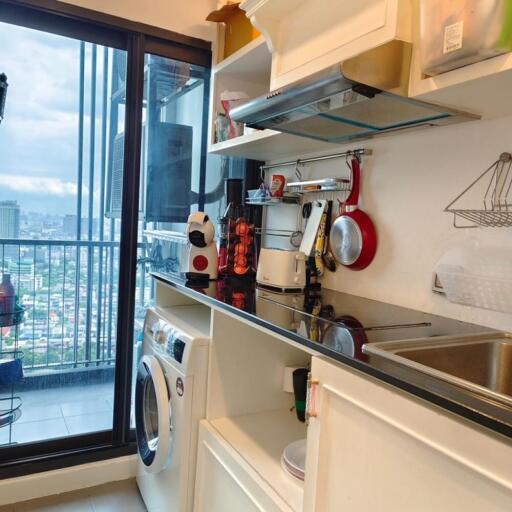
270;175;286;198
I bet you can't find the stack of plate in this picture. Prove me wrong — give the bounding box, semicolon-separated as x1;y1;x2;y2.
281;439;306;481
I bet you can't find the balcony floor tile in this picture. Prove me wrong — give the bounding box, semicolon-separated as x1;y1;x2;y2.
17;403;63;424
1;381;115;445
64;411;112;435
10;418;68;444
60;398;111;417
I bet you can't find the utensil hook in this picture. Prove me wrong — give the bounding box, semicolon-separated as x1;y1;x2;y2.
295;160;303;181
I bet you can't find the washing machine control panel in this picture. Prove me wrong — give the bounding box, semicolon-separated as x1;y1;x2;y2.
165;328;186;364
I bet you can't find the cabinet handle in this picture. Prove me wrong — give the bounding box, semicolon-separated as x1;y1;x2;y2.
306;375;319;424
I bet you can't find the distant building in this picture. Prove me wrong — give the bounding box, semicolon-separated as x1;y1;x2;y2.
62;215;99;238
0;200;20;239
9;259;34;276
63;214;77;237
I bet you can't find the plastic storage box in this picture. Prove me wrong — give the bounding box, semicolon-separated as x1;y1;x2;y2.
419;0;512;75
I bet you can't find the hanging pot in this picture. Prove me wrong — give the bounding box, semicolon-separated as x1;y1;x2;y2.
329;157;377;270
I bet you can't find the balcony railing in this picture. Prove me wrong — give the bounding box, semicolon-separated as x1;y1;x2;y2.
0;238;151;372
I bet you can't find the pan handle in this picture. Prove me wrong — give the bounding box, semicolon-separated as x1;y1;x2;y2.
343;157;361;210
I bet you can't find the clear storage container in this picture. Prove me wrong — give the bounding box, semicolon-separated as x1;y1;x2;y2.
419;0;512;75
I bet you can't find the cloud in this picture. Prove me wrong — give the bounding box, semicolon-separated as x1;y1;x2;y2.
0;175;83;197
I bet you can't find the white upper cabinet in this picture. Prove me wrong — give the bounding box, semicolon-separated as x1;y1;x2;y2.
241;0;412;90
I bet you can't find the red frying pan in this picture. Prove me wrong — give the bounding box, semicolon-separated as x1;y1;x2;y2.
329;157;377;270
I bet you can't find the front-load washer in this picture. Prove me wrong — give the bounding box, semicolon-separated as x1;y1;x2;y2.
136;305;210;512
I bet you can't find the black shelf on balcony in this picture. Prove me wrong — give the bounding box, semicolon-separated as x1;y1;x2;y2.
0;305;26;329
0;305;25;444
0;396;22;427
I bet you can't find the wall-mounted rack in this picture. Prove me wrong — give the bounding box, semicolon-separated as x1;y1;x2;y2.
445;152;512;228
286;177;350;194
246;193;300;206
259;148;372;173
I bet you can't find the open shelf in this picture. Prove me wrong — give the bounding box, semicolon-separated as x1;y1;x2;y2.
209;31;338;160
409;47;512;119
211;408;306;512
208;129;336;160
214;36;271;79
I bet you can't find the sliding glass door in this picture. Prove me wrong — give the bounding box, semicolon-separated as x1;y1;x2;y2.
131;50;210;425
0;21;127;446
0;0;211;474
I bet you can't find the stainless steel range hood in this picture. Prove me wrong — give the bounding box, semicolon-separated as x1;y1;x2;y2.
230;42;478;143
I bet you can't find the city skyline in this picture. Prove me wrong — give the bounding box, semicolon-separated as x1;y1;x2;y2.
0;21;106;216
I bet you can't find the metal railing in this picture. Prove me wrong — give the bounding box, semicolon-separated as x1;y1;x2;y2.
0;238;151;372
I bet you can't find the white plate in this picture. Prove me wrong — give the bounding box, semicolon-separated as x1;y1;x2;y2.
282;438;306;478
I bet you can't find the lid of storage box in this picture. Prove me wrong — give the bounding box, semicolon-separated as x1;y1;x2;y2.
206;3;241;22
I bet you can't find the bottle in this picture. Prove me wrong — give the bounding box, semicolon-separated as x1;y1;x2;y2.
0;274;16;327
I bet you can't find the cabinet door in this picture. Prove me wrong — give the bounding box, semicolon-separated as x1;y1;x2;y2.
303;356;512;512
194;421;290;512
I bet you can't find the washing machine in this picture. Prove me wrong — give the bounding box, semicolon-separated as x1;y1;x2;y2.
136;305;210;512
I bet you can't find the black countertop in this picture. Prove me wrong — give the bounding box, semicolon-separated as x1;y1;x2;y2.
152;272;512;440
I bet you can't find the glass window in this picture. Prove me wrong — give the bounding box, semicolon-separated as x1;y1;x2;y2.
0;21;126;445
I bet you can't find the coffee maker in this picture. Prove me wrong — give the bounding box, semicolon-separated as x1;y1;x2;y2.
184;212;218;280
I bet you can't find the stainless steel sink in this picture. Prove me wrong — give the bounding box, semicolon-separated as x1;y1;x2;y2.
363;332;512;423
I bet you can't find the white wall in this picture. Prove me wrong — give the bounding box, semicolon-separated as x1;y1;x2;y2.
58;0;216;41
266;115;512;332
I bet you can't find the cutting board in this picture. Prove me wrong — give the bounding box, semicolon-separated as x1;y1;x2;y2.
300;200;327;256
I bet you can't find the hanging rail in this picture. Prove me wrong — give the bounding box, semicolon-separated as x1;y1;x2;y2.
259;148;372;172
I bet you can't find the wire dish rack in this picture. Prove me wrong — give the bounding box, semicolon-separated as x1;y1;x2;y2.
445;152;512;228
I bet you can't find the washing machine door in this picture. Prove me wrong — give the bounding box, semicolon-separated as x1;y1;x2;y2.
135;355;172;474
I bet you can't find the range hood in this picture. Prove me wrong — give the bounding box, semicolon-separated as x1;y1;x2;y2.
230;42;478;143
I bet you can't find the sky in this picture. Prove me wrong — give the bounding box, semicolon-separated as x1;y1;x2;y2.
0;21;111;216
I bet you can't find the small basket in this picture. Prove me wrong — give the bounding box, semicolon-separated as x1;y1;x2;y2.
437;267;512;314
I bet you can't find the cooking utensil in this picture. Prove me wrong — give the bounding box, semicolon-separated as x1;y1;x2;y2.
302;202;312;219
330;158;377;270
313;210;327;276
322;201;337;272
300;200;327;257
322;315;368;361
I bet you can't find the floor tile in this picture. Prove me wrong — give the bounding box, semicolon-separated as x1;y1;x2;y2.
0;382;114;444
11;418;68;444
13;491;93;512
0;426;16;447
0;480;145;512
17;403;63;424
64;411;112;435
88;480;146;512
60;398;112;417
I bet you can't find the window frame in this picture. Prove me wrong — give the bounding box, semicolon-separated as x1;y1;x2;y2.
0;0;211;478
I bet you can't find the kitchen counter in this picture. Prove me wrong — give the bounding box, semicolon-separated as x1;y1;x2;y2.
152;272;512;439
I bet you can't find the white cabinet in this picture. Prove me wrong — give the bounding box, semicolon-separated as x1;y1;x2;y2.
156;280;512;512
194;420;289;512
195;309;311;512
208;36;335;160
303;356;512;512
241;0;412;90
